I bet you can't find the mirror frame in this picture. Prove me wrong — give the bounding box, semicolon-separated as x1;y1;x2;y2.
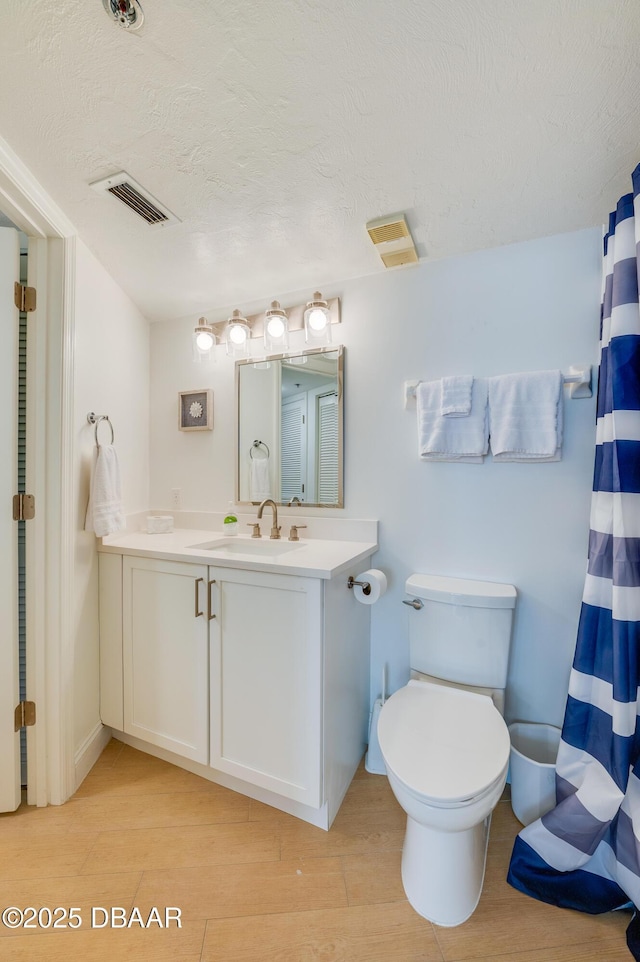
235;345;344;508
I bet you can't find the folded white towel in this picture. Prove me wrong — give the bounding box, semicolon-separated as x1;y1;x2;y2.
249;456;271;501
440;375;474;417
417;378;489;461
84;444;126;537
488;370;563;461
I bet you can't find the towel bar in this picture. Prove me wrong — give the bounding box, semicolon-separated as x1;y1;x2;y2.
403;365;592;408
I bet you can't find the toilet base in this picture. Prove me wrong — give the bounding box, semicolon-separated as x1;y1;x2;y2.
401;813;491;927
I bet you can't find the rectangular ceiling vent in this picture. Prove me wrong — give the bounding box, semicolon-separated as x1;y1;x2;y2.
89;172;180;228
366;213;418;268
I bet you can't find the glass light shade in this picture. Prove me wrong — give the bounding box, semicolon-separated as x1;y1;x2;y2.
192;317;216;361
307;308;327;331
225;309;251;358
229;324;247;345
264;300;289;352
304;292;332;344
267;316;285;337
196;330;214;350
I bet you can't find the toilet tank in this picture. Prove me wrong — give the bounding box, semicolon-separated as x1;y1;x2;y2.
405;574;517;689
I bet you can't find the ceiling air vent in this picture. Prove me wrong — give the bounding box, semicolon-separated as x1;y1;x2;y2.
89;172;180;228
366;213;418;268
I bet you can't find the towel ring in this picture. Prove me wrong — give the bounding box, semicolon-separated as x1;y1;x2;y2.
87;412;115;446
250;440;270;459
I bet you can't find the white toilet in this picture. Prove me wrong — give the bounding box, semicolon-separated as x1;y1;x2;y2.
377;573;517;927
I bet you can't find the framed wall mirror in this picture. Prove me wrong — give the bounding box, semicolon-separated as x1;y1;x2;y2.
236;346;343;507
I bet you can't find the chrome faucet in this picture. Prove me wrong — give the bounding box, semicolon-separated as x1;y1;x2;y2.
257;498;281;539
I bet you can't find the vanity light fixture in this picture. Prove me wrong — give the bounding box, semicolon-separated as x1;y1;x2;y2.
225;309;251;358
304;292;332;345
192;317;216;362
264;300;289;352
201;295;340;356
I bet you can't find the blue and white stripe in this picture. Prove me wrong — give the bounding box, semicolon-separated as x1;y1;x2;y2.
508;165;640;944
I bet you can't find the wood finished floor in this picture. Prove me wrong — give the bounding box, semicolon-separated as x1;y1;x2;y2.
0;739;630;961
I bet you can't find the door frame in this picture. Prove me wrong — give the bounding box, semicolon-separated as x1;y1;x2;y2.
0;134;76;806
0;226;22;811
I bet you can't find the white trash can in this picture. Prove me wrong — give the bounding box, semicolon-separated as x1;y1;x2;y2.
508;722;561;826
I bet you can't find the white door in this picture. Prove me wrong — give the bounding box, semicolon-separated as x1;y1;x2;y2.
0;227;21;811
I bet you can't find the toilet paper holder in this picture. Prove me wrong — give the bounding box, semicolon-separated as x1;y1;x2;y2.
347;575;371;596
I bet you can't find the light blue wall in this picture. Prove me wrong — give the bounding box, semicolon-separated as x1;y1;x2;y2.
151;226;602;726
341;228;601;726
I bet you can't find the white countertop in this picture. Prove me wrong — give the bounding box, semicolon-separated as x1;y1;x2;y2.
99;528;378;579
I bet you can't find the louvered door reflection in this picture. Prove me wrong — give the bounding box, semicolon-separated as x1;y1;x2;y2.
280;395;307;502
316;391;339;504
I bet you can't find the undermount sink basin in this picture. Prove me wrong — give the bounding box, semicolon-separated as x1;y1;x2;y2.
188;538;304;556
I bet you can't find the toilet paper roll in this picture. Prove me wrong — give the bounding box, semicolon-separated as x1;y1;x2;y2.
353;569;387;605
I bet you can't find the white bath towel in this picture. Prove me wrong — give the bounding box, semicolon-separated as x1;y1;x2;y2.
84;444;126;537
440;375;474;417
249;455;271;501
488;370;563;461
417;378;489;462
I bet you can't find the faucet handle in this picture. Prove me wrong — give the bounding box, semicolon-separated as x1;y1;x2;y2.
247;522;261;538
288;524;307;542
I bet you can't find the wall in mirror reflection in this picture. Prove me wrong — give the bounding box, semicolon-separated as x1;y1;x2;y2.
236;346;343;507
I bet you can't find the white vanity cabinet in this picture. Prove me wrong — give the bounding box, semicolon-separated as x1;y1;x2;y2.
208;566;322;807
120;555;209;763
98;543;372;828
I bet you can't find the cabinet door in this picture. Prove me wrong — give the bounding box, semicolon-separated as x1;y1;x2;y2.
123;556;209;763
209;567;322;807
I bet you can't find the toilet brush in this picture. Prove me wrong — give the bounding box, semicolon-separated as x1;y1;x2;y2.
365;665;387;775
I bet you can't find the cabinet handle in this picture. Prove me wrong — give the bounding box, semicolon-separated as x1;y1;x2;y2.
207;579;217;620
194;577;204;617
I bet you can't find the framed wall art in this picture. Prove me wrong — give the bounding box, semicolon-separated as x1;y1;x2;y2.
179;389;213;431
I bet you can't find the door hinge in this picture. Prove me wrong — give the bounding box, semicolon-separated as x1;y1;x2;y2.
13;494;35;521
14;282;36;313
14;701;36;731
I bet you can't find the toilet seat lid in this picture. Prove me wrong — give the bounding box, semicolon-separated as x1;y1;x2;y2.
377;680;510;802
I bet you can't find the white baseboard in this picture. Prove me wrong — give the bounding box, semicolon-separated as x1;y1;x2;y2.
74;722;111;790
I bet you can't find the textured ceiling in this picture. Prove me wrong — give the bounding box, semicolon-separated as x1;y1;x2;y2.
1;0;639;321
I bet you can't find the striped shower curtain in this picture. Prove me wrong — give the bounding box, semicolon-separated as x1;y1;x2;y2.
508;165;640;958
